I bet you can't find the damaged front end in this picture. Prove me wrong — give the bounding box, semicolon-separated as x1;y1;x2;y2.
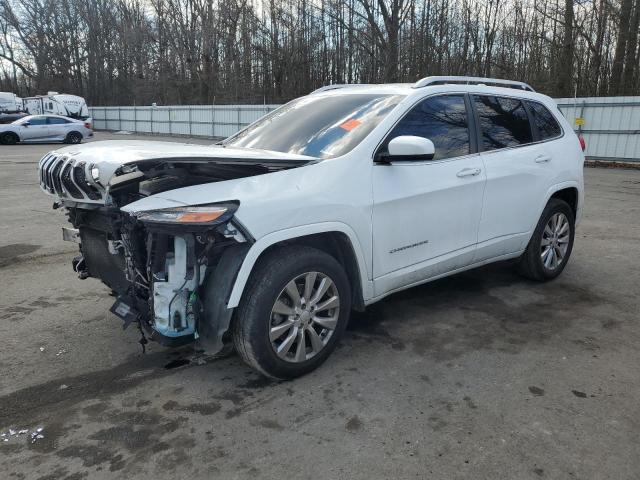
38;147;310;354
68;198;251;353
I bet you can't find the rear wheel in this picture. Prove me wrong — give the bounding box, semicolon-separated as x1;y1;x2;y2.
0;132;19;145
233;246;351;379
517;198;575;281
65;131;83;144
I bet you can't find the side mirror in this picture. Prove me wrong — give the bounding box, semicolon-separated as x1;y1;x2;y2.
23;121;30;127
385;136;435;161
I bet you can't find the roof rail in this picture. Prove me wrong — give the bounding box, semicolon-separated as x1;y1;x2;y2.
310;84;373;94
413;76;535;92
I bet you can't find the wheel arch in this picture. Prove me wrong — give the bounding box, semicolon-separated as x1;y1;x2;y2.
524;181;582;248
550;186;579;217
536;181;582;226
227;223;371;311
1;130;20;143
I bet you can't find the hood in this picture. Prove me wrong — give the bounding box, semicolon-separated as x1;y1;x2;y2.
52;140;316;185
38;140;317;206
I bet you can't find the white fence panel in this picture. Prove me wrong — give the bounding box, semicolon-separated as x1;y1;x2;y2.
556;96;640;162
90;98;639;162
90;104;279;139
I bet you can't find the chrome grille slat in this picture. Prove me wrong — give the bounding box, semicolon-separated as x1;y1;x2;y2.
61;161;83;198
41;154;56;191
50;158;65;196
38;154;52;187
72;162;102;200
47;157;61;193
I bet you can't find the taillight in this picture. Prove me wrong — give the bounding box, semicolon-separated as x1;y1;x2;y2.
84;122;92;130
578;135;586;152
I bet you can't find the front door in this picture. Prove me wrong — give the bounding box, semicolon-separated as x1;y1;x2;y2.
372;94;485;296
20;116;49;141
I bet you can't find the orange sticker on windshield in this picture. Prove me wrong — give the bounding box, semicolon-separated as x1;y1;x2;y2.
339;118;362;131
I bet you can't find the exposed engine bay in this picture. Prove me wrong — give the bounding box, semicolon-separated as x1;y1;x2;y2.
43;151;311;353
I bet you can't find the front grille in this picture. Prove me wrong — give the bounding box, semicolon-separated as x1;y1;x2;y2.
38;154;105;203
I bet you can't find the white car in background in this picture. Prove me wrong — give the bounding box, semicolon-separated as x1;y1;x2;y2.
0;114;93;145
37;76;584;379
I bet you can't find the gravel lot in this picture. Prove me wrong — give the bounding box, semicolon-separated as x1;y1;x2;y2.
1;133;639;480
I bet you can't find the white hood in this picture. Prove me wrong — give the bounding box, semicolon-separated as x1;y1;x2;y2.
50;140;316;186
38;140;317;206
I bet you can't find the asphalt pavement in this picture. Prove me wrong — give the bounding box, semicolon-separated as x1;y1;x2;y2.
1;133;639;479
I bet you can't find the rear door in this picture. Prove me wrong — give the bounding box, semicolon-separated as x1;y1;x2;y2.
372;94;485;295
19;116;49;141
47;116;72;140
473;95;556;262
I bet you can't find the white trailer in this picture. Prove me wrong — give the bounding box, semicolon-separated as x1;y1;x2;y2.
0;92;23;113
23;92;90;121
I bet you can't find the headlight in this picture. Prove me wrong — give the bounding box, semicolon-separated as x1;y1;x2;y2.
134;202;239;226
90;164;100;182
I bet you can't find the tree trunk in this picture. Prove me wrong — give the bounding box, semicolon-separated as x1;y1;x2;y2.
557;0;574;97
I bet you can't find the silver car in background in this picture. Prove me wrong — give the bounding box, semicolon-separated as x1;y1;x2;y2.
0;114;93;145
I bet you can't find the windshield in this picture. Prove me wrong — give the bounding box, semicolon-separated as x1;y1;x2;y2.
223;94;405;159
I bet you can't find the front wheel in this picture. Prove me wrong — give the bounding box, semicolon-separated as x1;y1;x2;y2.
517;198;575;281
232;246;351;379
0;132;19;145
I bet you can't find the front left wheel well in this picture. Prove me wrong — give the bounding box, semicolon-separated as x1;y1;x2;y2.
253;232;366;312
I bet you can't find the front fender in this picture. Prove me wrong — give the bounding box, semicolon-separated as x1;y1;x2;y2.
226;222;373;308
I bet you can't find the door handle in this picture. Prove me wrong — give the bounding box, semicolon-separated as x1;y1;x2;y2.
535;155;551;163
456;167;481;178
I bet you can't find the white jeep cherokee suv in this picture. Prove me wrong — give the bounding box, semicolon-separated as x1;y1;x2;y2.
38;76;584;379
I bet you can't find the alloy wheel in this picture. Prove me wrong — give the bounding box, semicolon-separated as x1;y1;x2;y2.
269;271;340;363
540;212;570;270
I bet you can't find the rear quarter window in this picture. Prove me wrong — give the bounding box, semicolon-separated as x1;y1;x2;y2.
526;101;562;140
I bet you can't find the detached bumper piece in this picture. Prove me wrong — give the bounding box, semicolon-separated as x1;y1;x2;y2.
62;227;80;243
110;296;140;329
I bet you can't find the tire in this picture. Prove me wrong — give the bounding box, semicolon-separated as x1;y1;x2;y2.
65;131;83;144
517;198;575;281
232;245;351;379
0;132;19;145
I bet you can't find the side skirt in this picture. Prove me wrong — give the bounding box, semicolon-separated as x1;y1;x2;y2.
366;250;523;306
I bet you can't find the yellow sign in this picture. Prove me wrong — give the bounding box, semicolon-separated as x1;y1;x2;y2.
575;117;585;126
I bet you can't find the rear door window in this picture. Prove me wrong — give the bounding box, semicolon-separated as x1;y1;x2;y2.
47;117;70;125
526;101;562;140
473;96;533;151
383;94;470;160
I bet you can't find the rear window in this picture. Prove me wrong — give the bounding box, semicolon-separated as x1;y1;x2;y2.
527;101;562;140
474;96;533;151
224;94;405;159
